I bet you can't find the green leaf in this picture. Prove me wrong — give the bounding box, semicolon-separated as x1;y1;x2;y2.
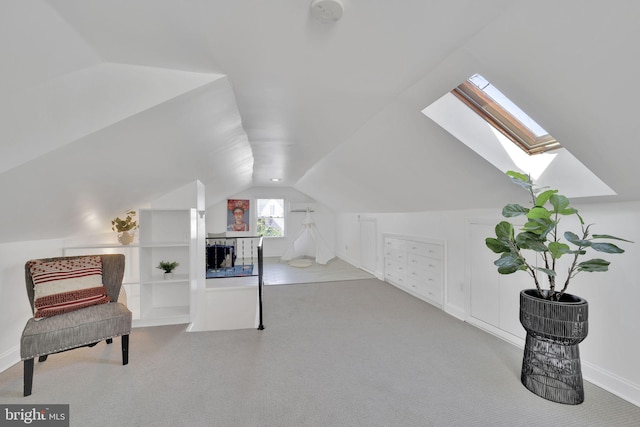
549;194;577;215
591;242;625;254
506;171;533;191
516;232;548;252
485;238;510;254
502;204;528;218
494;253;526;274
548;241;570;259
577;258;610;272
495;221;514;241
559;207;578;215
532;266;556;276
535;189;557;207
522;218;555;238
564;231;592;247
592;234;634;243
506;170;530;183
526;206;552;220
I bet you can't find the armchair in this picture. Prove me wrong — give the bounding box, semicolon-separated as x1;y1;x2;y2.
21;254;132;396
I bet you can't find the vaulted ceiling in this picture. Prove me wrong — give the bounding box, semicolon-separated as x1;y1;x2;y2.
2;0;640;243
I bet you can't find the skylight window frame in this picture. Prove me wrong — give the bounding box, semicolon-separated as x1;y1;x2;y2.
452;79;561;155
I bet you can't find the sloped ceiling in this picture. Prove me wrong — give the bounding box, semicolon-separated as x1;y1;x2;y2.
2;0;640;243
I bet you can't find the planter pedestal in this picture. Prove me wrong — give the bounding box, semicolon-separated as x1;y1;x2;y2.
519;289;588;405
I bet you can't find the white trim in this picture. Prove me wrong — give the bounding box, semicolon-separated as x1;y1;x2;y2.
443;304;465;321
582;361;640;407
0;345;20;374
466;317;525;349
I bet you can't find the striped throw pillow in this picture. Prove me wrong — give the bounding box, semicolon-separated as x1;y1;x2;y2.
29;256;111;320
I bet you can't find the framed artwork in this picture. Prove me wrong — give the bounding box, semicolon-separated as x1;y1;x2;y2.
227;199;251;233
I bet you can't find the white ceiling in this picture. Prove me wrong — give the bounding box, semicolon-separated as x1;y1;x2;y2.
2;0;640;243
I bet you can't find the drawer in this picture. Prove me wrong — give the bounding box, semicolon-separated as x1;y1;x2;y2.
407;268;441;287
424;279;443;304
384;238;407;254
385;268;408;287
407;276;442;304
406;276;427;294
386;251;407;263
407;267;441;285
384;246;408;263
385;259;408;276
407;241;442;260
408;253;441;276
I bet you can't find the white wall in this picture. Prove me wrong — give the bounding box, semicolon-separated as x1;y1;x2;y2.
206;187;335;258
335;201;640;406
0;239;65;372
336;209;489;318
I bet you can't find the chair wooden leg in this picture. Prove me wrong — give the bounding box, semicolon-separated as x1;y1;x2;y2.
38;355;48;362
106;338;113;344
24;358;34;397
122;334;129;365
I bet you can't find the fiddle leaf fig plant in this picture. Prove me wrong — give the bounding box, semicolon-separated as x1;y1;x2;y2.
485;171;632;301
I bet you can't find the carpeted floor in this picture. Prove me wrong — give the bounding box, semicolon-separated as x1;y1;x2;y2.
261;256;375;285
1;278;638;426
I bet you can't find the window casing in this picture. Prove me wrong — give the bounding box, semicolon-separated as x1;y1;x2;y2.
452;74;561;155
256;198;285;238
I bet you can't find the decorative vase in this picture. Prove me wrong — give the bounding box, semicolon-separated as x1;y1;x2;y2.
519;289;588;405
163;272;174;280
117;230;134;245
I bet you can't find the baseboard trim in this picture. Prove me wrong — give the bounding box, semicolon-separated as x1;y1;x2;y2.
582;361;640;407
336;254;358;267
465;317;525;349
0;345;20;374
465;317;640;407
335;254;383;280
443;304;465;321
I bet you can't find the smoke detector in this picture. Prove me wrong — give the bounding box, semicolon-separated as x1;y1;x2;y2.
310;0;344;23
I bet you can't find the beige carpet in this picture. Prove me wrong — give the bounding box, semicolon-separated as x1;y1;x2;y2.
1;279;638;426
262;256;374;285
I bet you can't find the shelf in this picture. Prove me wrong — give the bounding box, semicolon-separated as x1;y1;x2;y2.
133;306;190;327
64;243;139;250
142;305;189;319
138;242;189;248
140;274;190;285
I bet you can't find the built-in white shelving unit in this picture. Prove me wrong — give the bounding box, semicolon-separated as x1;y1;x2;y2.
136;208;195;327
64;208;198;327
383;234;445;308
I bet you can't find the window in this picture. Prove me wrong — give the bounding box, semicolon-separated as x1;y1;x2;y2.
452;74;561;155
256;199;285;237
421;74;616;197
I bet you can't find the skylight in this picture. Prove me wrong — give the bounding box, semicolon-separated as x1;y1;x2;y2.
421;74;616;198
452;74;561;155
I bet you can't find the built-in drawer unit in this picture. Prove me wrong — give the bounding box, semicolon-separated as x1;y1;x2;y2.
383;234;445;308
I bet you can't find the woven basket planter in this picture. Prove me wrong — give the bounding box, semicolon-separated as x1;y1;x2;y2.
519;289;588;405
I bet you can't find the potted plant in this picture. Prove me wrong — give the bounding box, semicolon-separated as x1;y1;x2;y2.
485;171;631;404
111;210;139;245
156;261;179;279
